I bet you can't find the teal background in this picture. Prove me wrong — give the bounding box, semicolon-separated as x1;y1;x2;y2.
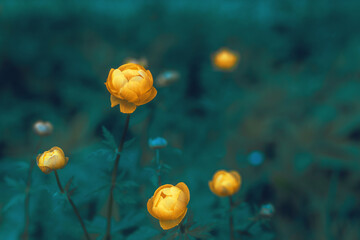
1;0;360;239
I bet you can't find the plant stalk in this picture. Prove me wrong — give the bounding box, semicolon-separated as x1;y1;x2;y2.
229;196;235;240
155;149;161;186
104;114;131;240
54;170;91;240
22;139;42;240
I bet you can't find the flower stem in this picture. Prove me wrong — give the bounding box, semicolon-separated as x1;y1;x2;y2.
155;149;161;186
54;170;91;240
54;171;65;193
229;196;235;240
22;139;42;240
104;114;131;240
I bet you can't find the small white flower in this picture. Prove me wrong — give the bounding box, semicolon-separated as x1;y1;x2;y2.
33;121;53;136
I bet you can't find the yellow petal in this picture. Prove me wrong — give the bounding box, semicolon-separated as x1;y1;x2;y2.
36;154;41;166
119;100;137;114
212;170;227;180
159;208;187;230
230;171;241;185
147;197;157;219
38;166;52;174
51;147;65;158
119;63;145;71
135;87;157;105
175;182;190;203
126;80;142;95
122;69;140;79
209;181;216;194
112;69;127;89
137;70;153;93
110;95;122;107
153;184;173;199
120;87;139;102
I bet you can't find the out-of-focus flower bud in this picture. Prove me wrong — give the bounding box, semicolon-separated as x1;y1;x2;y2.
36;147;69;174
156;70;180;87
212;48;239;71
209;170;241;197
105;63;157;114
124;57;148;67
259;203;275;218
33;121;53;136
148;137;168;149
248;151;264;166
147;182;190;230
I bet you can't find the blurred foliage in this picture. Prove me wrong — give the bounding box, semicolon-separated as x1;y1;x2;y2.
1;0;360;239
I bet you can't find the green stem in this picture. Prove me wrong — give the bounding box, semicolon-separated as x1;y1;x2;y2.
325;171;339;240
229;196;234;240
54;171;64;193
54;170;91;240
104;114;131;240
155;149;161;186
22;139;42;240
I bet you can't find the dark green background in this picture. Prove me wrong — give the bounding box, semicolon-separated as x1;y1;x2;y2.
1;0;360;239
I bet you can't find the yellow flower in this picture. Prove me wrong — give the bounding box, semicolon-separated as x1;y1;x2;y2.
212;48;239;70
147;182;190;230
105;63;157;114
209;170;241;197
36;147;69;174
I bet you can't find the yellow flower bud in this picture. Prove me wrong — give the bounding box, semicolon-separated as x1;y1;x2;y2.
209;170;241;197
36;147;69;174
105;63;157;114
33;120;53;136
212;48;239;71
147;182;190;230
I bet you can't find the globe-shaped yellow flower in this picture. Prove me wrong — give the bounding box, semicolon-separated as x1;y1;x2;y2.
105;63;157;114
147;182;190;230
212;48;239;71
36;147;69;174
209;170;241;197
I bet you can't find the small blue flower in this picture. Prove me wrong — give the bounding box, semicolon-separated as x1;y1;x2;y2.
248;151;264;166
33;121;53;136
148;137;168;149
259;203;275;217
156;70;180;87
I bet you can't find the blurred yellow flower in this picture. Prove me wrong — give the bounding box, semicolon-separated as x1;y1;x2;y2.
147;182;190;230
105;63;157;114
36;147;69;174
209;170;241;197
212;48;239;71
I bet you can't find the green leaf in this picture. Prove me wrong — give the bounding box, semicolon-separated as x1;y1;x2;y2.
188;224;213;239
102;126;117;149
4;176;25;189
115;180;138;190
126;226;159;240
162;164;172;170
2;193;25;212
124;138;136;148
112;212;145;233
